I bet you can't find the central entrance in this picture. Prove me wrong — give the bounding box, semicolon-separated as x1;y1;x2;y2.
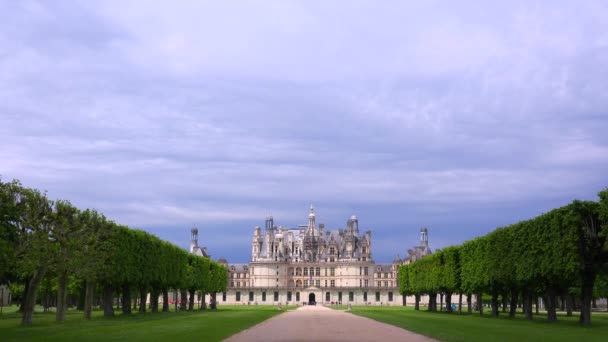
308;293;316;305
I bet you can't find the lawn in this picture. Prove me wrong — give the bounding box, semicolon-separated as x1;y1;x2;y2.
0;305;291;342
347;306;608;342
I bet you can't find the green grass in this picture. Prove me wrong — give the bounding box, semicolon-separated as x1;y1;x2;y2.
346;306;608;342
0;305;292;341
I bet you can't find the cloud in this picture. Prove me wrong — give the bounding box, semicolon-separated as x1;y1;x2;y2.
1;0;607;262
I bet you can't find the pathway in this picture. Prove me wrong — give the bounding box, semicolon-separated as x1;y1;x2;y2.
224;305;436;342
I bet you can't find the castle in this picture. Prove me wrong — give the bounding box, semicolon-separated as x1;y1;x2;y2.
190;205;432;305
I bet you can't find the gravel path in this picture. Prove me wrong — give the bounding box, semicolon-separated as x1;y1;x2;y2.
223;305;437;342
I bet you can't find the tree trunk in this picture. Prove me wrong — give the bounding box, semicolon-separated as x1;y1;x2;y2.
150;289;159;313
211;293;217;309
102;284;114;317
579;271;595;325
509;288;518;318
458;293;462;314
402;294;406;306
440;293;444;312
428;293;436;312
476;292;483;315
566;295;573;317
502;293;508;313
524;291;533;320
77;282;86;311
21;266;47;326
467;294;472;313
139;289;147;313
56;270;68;322
546;288;557;321
445;292;452;313
560;295;565;311
121;285;131;314
84;279;95;320
414;294;420;311
188;289;195;311
534;297;539;315
19;278;30;314
491;291;499;317
162;289;169;312
180;289;187;311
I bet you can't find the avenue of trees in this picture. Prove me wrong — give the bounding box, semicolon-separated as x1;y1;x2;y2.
0;178;227;325
399;189;608;325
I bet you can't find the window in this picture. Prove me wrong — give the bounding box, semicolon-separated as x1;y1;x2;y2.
364;280;368;287
237;282;240;287
237;273;241;279
362;257;366;261
304;268;308;276
338;292;342;302
388;292;393;302
362;247;367;254
316;279;320;287
287;291;292;301
236;292;241;302
330;247;335;254
363;292;367;301
296;267;302;276
230;281;234;287
274;292;279;302
330;267;335;276
377;281;381;288
304;280;308;287
384;273;388;279
296;292;300;302
326;292;330;301
249;292;254;302
324;280;327;287
349;292;354;302
316;267;321;276
262;292;266;302
324;268;327;276
330;257;335;262
375;292;380;302
364;267;369;276
384;281;388;288
330;280;335;287
359;267;362;275
222;292;226;302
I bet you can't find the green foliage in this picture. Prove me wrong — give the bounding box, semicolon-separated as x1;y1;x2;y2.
0;177;229;324
404;192;607;324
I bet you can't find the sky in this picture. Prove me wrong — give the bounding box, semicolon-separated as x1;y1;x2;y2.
1;0;607;263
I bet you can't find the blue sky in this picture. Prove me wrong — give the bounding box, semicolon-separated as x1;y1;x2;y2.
1;1;607;263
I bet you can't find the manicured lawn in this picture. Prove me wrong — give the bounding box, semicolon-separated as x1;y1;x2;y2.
346;306;608;342
0;305;291;342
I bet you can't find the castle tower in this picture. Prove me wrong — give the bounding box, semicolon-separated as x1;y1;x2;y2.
190;227;199;253
307;204;316;234
252;226;262;261
265;216;274;235
420;227;429;247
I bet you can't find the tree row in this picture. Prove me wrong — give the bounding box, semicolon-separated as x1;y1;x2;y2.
0;178;226;326
399;190;608;325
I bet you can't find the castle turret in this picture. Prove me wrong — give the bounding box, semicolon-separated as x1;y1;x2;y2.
420;227;429;247
190;227;198;253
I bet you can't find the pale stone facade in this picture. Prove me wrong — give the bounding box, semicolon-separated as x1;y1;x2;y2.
192;206;442;306
0;284;9;307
